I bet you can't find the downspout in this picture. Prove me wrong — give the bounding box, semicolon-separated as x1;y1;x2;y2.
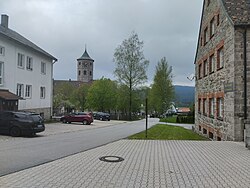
243;29;247;120
242;27;250;148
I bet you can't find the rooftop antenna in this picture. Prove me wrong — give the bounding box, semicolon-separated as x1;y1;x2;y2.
187;73;196;81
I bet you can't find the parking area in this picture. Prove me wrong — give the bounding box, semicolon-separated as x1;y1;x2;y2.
0;120;127;141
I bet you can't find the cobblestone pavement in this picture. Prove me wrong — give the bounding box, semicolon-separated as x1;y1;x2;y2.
0;140;249;188
0;120;127;141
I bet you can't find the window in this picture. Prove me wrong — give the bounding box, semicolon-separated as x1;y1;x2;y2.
200;37;203;47
209;98;214;117
26;56;33;70
198;98;201;113
79;62;81;66
40;87;45;99
217;14;220;25
0;62;3;85
84;70;87;75
90;71;92;76
210;17;215;37
41;62;46;74
18;53;25;68
203;98;207;116
0;46;4;56
203;59;208;77
25;85;32;98
78;70;81;76
204;27;209;44
217;98;223;119
16;84;24;97
217;47;224;69
198;64;202;79
209;54;215;73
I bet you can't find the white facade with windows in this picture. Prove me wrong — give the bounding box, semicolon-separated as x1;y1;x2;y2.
0;14;57;119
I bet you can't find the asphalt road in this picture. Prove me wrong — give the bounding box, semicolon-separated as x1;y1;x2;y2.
0;118;159;176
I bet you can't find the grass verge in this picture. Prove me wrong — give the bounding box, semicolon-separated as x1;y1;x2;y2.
128;124;208;140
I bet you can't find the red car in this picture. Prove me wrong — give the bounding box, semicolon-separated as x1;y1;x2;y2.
60;112;93;125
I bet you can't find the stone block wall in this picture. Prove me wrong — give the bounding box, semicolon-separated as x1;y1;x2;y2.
195;0;240;140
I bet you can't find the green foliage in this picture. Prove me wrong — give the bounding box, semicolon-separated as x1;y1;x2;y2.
116;84;142;115
128;124;208;140
53;83;76;112
176;115;194;124
160;115;177;123
113;32;149;120
113;32;149;88
71;84;89;111
86;77;117;112
160;114;194;124
149;57;174;114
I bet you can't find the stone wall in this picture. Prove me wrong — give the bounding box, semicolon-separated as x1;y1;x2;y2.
195;0;239;140
234;29;250;141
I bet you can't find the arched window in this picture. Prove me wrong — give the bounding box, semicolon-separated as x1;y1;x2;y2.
78;70;81;76
84;70;87;75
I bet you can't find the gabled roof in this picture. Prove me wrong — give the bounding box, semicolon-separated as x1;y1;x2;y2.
0;24;57;61
0;89;22;100
222;0;250;25
77;49;94;61
194;0;250;64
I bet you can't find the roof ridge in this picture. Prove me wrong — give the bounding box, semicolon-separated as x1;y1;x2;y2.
0;23;57;61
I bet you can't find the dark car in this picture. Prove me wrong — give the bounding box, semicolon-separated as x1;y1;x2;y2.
60;112;93;125
94;112;110;121
0;111;45;137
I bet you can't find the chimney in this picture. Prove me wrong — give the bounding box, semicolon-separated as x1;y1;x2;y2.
1;14;9;28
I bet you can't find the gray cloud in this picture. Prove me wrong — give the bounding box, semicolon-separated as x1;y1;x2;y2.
0;0;202;86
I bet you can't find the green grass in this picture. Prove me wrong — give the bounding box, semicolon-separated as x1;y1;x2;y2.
160;115;177;123
128;124;209;140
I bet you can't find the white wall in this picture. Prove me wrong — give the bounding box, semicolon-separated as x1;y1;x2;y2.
0;35;53;113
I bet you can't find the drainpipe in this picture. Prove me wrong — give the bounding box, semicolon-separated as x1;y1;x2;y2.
242;28;250;148
243;29;247;120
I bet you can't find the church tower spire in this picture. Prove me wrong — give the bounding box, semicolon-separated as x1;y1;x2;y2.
77;47;94;83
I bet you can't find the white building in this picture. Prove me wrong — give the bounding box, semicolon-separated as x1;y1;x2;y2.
0;14;57;119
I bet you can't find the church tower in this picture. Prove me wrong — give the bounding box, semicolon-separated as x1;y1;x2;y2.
77;48;94;83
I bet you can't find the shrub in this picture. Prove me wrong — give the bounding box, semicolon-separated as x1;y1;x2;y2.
176;115;194;124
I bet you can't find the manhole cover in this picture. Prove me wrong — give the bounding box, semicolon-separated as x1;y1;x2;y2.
99;156;124;163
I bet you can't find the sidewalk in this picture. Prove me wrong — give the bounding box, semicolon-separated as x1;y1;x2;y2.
0;140;250;188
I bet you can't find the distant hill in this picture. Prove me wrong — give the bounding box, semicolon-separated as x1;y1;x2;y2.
174;85;195;107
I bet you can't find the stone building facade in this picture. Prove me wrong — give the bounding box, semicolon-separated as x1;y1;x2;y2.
194;0;250;141
77;49;94;83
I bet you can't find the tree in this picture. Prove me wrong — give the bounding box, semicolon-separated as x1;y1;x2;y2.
86;77;117;112
149;57;174;115
71;84;90;111
113;32;149;120
116;84;141;117
53;82;76;114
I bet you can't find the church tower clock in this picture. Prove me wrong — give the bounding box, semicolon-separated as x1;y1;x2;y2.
77;48;94;83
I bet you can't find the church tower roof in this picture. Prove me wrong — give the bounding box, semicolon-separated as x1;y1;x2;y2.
77;48;94;61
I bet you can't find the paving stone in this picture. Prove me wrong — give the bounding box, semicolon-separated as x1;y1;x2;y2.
0;140;250;187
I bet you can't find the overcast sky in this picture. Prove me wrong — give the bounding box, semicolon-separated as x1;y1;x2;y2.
0;0;203;86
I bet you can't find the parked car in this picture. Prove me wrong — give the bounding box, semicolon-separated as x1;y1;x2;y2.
94;112;110;121
60;112;93;125
0;111;45;137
